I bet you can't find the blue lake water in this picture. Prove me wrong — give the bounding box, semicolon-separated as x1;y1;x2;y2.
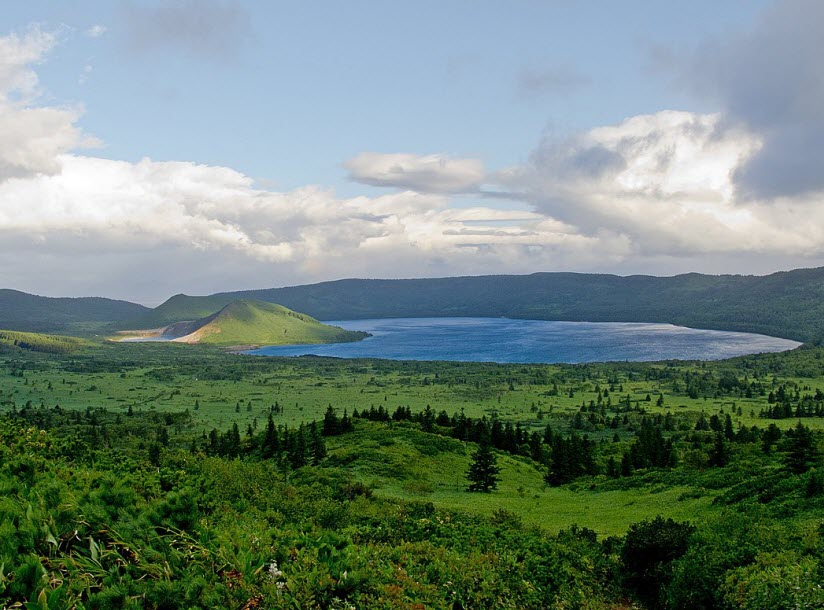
245;318;801;364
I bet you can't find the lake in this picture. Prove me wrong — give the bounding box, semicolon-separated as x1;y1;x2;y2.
245;318;801;363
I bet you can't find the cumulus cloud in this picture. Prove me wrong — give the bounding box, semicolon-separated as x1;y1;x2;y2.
0;30;591;301
4;14;824;303
344;152;486;194
0;26;96;182
122;0;250;61
0;26;57;102
676;0;824;199
0;151;600;300
502;109;824;259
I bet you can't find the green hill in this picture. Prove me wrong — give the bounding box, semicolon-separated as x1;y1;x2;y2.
0;289;148;334
160;299;369;347
0;329;87;354
125;293;236;330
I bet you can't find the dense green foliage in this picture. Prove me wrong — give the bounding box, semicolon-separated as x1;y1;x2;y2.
466;442;500;492
1;336;824;607
0;415;627;609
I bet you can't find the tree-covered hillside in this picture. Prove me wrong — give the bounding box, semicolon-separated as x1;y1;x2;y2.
124;267;824;341
0;289;148;334
231;268;824;342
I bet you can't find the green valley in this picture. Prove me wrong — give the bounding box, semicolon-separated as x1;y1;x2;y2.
0;331;822;607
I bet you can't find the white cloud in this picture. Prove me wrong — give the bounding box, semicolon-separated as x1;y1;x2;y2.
0;26;96;181
0;26;57;102
344;152;486;194
674;0;824;198
502;110;824;258
85;25;107;38
3;25;824;303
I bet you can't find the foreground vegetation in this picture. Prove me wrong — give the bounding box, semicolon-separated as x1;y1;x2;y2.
1;336;823;608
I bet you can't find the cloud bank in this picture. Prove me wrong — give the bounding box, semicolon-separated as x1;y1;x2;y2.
677;0;824;199
344;153;486;194
2;12;824;304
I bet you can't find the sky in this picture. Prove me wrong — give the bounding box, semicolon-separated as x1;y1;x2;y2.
1;1;823;305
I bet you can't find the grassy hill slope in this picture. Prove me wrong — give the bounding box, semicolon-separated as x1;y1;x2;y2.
168;299;369;347
126;293;236;329
0;289;148;334
0;329;87;354
326;422;713;536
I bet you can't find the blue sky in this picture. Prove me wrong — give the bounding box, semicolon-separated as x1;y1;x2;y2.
3;1;767;190
1;1;822;303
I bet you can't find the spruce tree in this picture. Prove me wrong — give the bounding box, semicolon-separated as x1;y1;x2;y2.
467;442;501;492
785;421;819;474
709;432;729;467
322;405;340;436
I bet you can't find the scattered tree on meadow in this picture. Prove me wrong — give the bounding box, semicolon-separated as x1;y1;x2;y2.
467;441;501;492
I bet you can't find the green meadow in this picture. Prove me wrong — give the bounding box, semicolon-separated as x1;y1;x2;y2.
1;335;823;608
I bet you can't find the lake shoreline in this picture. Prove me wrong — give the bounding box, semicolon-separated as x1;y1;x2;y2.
244;317;801;365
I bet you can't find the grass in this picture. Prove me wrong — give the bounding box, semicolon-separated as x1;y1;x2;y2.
4;341;824;435
0;329;88;353
189;300;368;346
0;337;821;546
115;299;369;347
327;422;717;536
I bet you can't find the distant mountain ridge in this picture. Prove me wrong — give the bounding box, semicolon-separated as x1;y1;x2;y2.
126;267;824;343
120;299;369;347
7;267;824;343
0;289;148;334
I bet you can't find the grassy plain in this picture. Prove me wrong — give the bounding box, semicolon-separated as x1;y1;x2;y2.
3;338;823;537
2;334;824;608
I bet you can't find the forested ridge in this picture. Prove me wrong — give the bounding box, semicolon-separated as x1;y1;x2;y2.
232;267;824;342
7;267;824;342
131;266;824;341
0;289;148;334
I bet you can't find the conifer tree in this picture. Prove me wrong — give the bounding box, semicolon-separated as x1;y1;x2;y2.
784;421;819;474
709;432;729;467
467;442;501;492
322;404;340;436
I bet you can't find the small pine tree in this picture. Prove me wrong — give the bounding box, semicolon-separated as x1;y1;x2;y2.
148;442;162;467
784;421;819;474
709;432;729;467
466;442;501;492
322;405;340;436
